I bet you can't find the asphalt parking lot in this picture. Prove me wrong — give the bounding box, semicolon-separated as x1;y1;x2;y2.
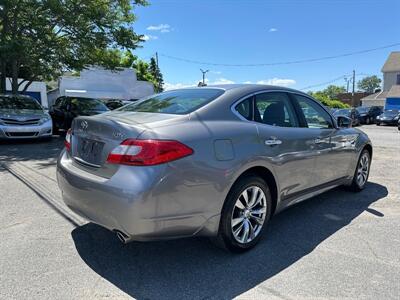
0;125;399;299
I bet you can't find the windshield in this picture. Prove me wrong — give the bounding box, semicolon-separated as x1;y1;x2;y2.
334;109;350;116
0;95;42;110
119;89;225;115
383;109;399;115
356;107;369;113
70;97;109;112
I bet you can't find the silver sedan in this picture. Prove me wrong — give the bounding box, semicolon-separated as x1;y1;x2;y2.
0;94;52;139
57;85;372;252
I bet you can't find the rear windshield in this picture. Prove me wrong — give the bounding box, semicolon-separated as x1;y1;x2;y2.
0;95;42;110
119;89;224;115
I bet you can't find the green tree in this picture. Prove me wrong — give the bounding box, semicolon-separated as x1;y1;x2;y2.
308;91;350;108
149;57;164;92
357;75;381;93
323;85;346;99
0;0;147;94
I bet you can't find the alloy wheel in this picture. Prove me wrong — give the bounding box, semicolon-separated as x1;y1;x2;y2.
357;153;369;187
231;186;267;244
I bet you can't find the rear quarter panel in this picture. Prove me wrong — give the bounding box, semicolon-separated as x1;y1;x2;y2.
137;115;279;233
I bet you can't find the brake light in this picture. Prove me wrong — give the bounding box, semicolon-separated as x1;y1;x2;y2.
65;128;72;151
107;139;194;166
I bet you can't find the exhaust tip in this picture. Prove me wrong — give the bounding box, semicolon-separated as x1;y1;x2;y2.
114;230;130;244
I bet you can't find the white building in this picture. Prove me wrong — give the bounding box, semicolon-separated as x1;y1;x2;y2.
48;67;154;107
5;79;48;108
361;52;400;109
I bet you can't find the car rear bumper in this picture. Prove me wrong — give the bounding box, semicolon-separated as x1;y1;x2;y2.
57;150;221;241
0;121;52;139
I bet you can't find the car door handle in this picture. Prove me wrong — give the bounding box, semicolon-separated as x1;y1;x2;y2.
265;139;282;146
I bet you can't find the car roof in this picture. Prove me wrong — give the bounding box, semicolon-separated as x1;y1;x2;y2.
170;84;310;98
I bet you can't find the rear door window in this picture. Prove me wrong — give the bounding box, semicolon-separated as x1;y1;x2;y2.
254;92;299;127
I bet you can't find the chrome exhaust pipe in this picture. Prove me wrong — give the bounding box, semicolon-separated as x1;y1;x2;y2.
115;230;129;244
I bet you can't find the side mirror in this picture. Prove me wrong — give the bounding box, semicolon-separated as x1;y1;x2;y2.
337;116;352;128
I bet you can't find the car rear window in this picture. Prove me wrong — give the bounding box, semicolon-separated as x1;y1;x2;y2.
119;89;224;115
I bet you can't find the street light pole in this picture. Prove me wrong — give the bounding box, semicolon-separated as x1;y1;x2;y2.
352;70;356;107
200;69;209;85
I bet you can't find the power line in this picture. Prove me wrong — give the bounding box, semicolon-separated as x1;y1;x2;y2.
159;42;400;67
299;72;373;91
299;75;349;91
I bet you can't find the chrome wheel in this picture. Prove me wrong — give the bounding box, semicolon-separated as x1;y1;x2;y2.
231;186;267;244
356;152;369;187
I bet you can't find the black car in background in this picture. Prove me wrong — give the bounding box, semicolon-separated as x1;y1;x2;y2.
376;109;400;126
333;108;361;126
356;106;383;124
100;99;125;110
49;96;109;133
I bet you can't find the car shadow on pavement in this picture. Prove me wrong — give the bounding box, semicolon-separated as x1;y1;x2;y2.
0;136;64;166
72;182;387;300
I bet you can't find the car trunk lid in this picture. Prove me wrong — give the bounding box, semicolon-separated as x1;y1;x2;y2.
69;112;188;178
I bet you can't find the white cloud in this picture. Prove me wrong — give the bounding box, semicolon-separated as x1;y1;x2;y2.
269;28;278;32
211;71;222;75
164;82;196;90
212;78;235;85
147;24;171;33
256;78;296;87
143;34;158;41
243;81;253;84
164;78;236;91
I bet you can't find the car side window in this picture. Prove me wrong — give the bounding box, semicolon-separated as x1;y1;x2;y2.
235;97;253;121
254;92;299;127
293;95;333;129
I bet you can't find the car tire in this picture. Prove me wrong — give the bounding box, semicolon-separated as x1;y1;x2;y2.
348;149;371;192
216;175;272;253
52;123;59;135
376;122;380;126
366;117;370;125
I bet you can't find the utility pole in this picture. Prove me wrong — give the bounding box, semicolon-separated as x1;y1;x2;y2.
352;70;355;107
200;69;209;86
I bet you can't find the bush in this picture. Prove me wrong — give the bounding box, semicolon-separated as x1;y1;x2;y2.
309;91;350;108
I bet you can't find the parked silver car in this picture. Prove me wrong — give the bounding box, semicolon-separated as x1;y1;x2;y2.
0;94;52;139
57;85;372;252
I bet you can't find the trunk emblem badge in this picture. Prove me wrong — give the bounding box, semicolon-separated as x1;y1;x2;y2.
80;120;88;130
113;131;125;139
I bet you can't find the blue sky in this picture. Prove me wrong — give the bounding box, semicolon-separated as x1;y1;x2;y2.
132;0;400;91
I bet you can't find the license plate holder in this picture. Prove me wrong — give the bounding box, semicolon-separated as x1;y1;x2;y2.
77;138;104;165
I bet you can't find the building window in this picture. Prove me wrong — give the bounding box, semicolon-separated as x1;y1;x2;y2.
397;74;400;85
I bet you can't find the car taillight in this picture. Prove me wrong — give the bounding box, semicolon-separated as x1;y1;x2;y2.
107;139;194;166
65;128;72;151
